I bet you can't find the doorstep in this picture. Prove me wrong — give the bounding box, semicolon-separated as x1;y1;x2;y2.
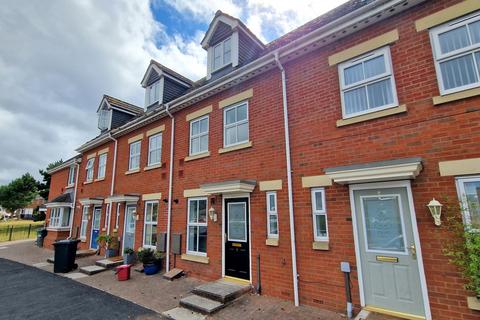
95;258;123;269
79;265;107;275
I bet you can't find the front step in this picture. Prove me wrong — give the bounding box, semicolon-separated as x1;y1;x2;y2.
79;265;107;275
161;307;206;320
76;249;96;258
95;258;123;268
192;279;251;303
179;294;224;315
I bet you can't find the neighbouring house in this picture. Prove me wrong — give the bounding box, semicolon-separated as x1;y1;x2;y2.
46;1;480;319
16;195;45;219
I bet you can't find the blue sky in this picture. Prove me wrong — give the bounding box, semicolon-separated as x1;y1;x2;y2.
0;0;348;185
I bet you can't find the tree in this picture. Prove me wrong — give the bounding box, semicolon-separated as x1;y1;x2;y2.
37;159;63;200
0;173;38;215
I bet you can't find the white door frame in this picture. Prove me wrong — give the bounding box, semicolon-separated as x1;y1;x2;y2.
349;180;431;320
122;203;136;255
221;193;252;283
90;206;102;249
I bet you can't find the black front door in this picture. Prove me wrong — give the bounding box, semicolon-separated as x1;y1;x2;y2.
224;198;250;280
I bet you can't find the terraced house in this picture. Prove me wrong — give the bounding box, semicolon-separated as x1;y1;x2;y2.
45;0;480;319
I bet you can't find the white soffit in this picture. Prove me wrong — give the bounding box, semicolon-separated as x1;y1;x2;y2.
325;158;423;185
79;198;104;206
200;180;256;195
105;194;140;204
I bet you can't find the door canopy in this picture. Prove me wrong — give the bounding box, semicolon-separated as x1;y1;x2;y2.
200;180;256;195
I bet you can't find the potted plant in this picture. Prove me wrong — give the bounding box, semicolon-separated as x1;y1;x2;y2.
123;247;135;265
96;234;119;258
137;247;163;275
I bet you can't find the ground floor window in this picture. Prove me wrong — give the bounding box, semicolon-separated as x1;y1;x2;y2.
311;188;328;241
143;201;158;248
187;197;207;255
115;203;120;229
49;207;71;228
456;176;480;226
266;192;278;238
80;206;89;238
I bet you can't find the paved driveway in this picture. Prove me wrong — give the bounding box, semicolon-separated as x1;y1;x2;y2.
0;258;160;320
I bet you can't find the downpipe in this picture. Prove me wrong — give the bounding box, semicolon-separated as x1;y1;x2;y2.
274;51;300;307
68;160;81;238
165;104;175;272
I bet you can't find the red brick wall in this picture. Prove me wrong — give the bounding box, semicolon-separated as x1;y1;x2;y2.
44;230;69;250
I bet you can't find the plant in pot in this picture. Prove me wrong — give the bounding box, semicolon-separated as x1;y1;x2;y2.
96;234;119;258
123;247;135;265
137;247;162;275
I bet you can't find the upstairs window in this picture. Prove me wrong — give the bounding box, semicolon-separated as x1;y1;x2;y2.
67;166;75;186
147;133;162;166
339;46;398;118
85;158;94;182
430;12;480;95
213;37;232;71
98;109;111;131
311;188;328;241
189;115;209;155
146;81;161;106
224;101;249;147
97;153;107;179
129;141;141;171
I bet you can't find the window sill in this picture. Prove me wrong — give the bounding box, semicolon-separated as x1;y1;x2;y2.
94;177;105;182
312;241;329;251
80;238;86;243
265;238;279;246
218;141;252;154
433;87;480;105
336;105;406;127
83;181;93;185
467;296;480;311
125;169;140;175
47;227;70;232
66;184;75;189
144;163;162;171
181;253;209;264
185;152;210;162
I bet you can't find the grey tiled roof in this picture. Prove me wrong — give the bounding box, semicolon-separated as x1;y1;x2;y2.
104;95;144;115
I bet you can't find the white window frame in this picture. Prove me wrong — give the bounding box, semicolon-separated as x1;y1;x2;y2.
128;141;141;171
49;207;71;229
85;158;95;182
338;46;398;119
67;166;75;186
147;133;162;166
186;197;208;256
80;206;89;239
115;203;120;229
456;175;480;227
266;191;279;239
98;109;111;131
97;153;107;179
212;37;232;72
430;12;480;96
145;80;161;106
311;188;329;241
223;101;249;148
104;203;110;229
143;201;159;249
189;115;209;156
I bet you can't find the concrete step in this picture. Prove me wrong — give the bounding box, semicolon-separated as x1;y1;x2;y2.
192;279;251;303
76;249;96;258
179;294;224;315
79;265;107;275
161;307;206;320
95;259;123;269
46;257;54;263
163;268;183;281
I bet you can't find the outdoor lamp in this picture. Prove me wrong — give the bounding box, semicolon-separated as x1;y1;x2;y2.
427;198;442;226
208;206;217;222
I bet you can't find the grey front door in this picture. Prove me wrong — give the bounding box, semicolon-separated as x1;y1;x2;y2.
352;186;425;318
123;205;136;251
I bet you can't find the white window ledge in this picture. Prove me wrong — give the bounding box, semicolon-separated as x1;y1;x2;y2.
144;163;162;171
312;241;329;251
181;253;209;264
185;152;210;162
336;104;407;127
66;184;75;189
219;141;252;154
433;87;480;105
265;238;279;246
83;181;93;185
47;227;70;232
125;168;140;175
94;177;105;182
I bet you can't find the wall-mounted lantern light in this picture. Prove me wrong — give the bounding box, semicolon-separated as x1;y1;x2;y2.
208;207;217;222
427;198;443;226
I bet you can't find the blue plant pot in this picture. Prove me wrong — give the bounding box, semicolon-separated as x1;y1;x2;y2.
143;263;159;275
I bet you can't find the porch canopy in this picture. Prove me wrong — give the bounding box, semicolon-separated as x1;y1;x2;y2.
46;192;73;208
325;157;423;185
200;179;256;195
79;197;104;206
105;194;140;204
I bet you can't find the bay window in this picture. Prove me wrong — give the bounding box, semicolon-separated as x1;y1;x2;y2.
49;207;71;229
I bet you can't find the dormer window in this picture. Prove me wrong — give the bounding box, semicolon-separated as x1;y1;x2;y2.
146;81;161;106
213;37;232;71
98;109;111;131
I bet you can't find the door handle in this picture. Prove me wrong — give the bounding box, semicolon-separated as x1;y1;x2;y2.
409;243;417;259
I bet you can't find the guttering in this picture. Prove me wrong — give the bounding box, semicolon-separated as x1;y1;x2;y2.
274;52;299;307
165;103;175;272
106;133;118;234
69;159;80;238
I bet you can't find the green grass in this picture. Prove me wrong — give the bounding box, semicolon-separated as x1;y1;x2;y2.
0;220;45;242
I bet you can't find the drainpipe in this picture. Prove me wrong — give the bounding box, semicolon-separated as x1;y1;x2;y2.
107;133;118;235
274;52;300;307
69;159;81;238
165;104;175;272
